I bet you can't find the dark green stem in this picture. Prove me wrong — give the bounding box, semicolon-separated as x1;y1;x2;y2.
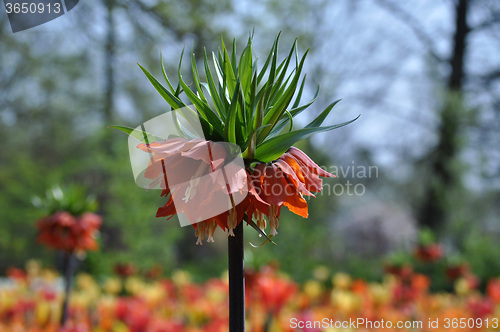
228;222;245;331
60;251;75;326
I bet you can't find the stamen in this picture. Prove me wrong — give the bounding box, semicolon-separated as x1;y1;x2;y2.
195;222;206;245
227;209;236;237
207;220;217;242
269;205;279;236
254;211;266;231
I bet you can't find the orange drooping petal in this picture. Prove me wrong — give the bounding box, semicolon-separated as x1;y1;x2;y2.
288;147;334;178
156;195;177;218
143;138;334;243
246;172;270;213
274;156;314;197
283;190;308;218
277;153;306;183
287;147;335;193
259;164;288;207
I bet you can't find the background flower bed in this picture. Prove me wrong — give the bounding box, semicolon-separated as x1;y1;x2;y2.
2;261;500;332
2;1;500;331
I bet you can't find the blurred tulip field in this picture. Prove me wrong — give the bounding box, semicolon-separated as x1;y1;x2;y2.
2;260;500;332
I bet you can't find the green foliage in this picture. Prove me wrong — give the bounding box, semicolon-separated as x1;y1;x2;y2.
136;34;357;162
384;251;413;268
417;227;437;246
463;230;500;284
343;255;384;282
384;250;450;292
382;225;500;293
32;184;98;216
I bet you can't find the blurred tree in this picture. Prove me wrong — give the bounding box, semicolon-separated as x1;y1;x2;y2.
374;0;500;234
418;0;469;232
1;0;499;283
0;0;234;274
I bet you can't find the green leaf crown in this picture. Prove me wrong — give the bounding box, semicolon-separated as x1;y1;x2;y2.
136;33;358;163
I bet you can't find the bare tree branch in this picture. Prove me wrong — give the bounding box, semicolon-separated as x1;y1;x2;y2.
479;69;500;86
375;0;444;63
469;9;500;32
118;0;184;40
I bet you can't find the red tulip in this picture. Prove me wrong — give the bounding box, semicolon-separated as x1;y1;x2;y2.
446;264;469;281
487;278;500;303
6;267;27;282
114;263;137;278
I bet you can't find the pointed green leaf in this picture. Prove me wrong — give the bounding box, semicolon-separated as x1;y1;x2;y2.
138;64;185;109
267;84;321;140
238;42;253;104
109;125;164;143
242;123;271;158
236;83;247;143
290;84;320;117
258;49;309;143
247;219;277;246
160;51;176;93
225;81;241;144
268;39;296;102
267;67;295;107
255;116;360;162
306;99;341;128
191;50;208;103
284;109;293;132
247;70;257;127
203;49;225;120
292;74;307;109
257;32;280;84
231;38;238;74
221;38;237;99
263;36;279;106
177;51;224;135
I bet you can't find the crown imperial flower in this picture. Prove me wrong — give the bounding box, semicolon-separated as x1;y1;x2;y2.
114;33;357;244
34;186;102;253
